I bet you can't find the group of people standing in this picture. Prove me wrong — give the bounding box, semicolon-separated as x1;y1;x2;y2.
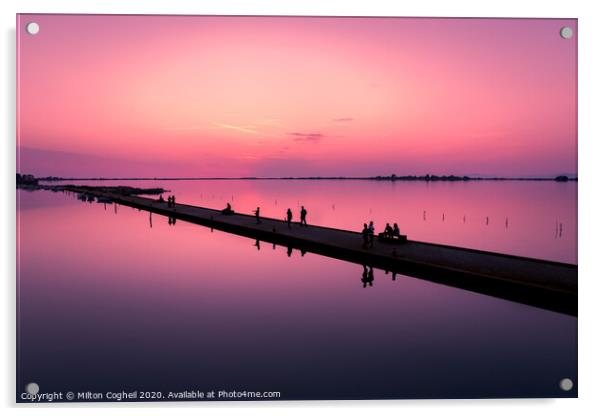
158;194;176;208
251;205;308;227
362;221;376;248
286;206;308;228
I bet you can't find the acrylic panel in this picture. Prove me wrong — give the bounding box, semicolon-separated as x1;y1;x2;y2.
16;14;577;402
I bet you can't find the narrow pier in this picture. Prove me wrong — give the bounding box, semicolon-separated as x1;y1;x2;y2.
71;187;577;316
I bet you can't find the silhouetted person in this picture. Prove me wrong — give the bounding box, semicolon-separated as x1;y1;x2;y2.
159;195;165;203
362;223;370;248
384;223;393;237
254;207;261;224
286;208;293;228
222;202;233;215
393;223;400;237
368;221;375;247
300;206;308;227
172;195;176;207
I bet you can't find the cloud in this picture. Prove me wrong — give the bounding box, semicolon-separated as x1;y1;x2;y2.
332;117;354;122
287;132;325;143
214;123;260;135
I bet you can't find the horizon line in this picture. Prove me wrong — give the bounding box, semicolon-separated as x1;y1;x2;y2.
24;174;578;181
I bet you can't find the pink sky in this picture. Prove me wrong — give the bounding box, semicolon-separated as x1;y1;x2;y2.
17;15;577;178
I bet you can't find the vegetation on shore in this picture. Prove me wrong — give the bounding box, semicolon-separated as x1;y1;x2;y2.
17;174;166;195
17;172;577;185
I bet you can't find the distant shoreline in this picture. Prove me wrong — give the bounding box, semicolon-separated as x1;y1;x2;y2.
35;175;577;182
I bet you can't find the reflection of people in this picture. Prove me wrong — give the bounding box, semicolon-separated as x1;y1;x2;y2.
300;206;308;227
361;265;374;288
254;240;261;250
385;270;398;281
287;246;293;257
286;208;293;228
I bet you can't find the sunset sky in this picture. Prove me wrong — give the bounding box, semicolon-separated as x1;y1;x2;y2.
17;15;577;177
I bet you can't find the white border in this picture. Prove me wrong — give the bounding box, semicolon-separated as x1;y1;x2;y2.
3;1;601;415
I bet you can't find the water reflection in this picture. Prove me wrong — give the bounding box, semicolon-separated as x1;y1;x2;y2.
361;265;375;288
385;270;399;281
17;188;578;399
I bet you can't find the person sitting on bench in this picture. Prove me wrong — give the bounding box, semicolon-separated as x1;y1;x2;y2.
384;223;393;237
222;202;234;215
378;222;406;244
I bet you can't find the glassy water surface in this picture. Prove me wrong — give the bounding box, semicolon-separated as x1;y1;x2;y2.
17;180;577;399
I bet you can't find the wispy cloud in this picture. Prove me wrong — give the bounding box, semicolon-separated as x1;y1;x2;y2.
165;119;285;138
288;132;325;143
332;117;354;122
214;123;260;135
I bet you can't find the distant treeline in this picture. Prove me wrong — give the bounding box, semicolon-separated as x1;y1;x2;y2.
16;173;39;186
370;174;576;182
19;173;577;182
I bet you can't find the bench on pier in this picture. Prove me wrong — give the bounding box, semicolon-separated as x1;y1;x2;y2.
377;233;407;244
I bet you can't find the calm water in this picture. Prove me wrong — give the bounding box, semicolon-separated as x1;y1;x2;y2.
17;180;577;400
